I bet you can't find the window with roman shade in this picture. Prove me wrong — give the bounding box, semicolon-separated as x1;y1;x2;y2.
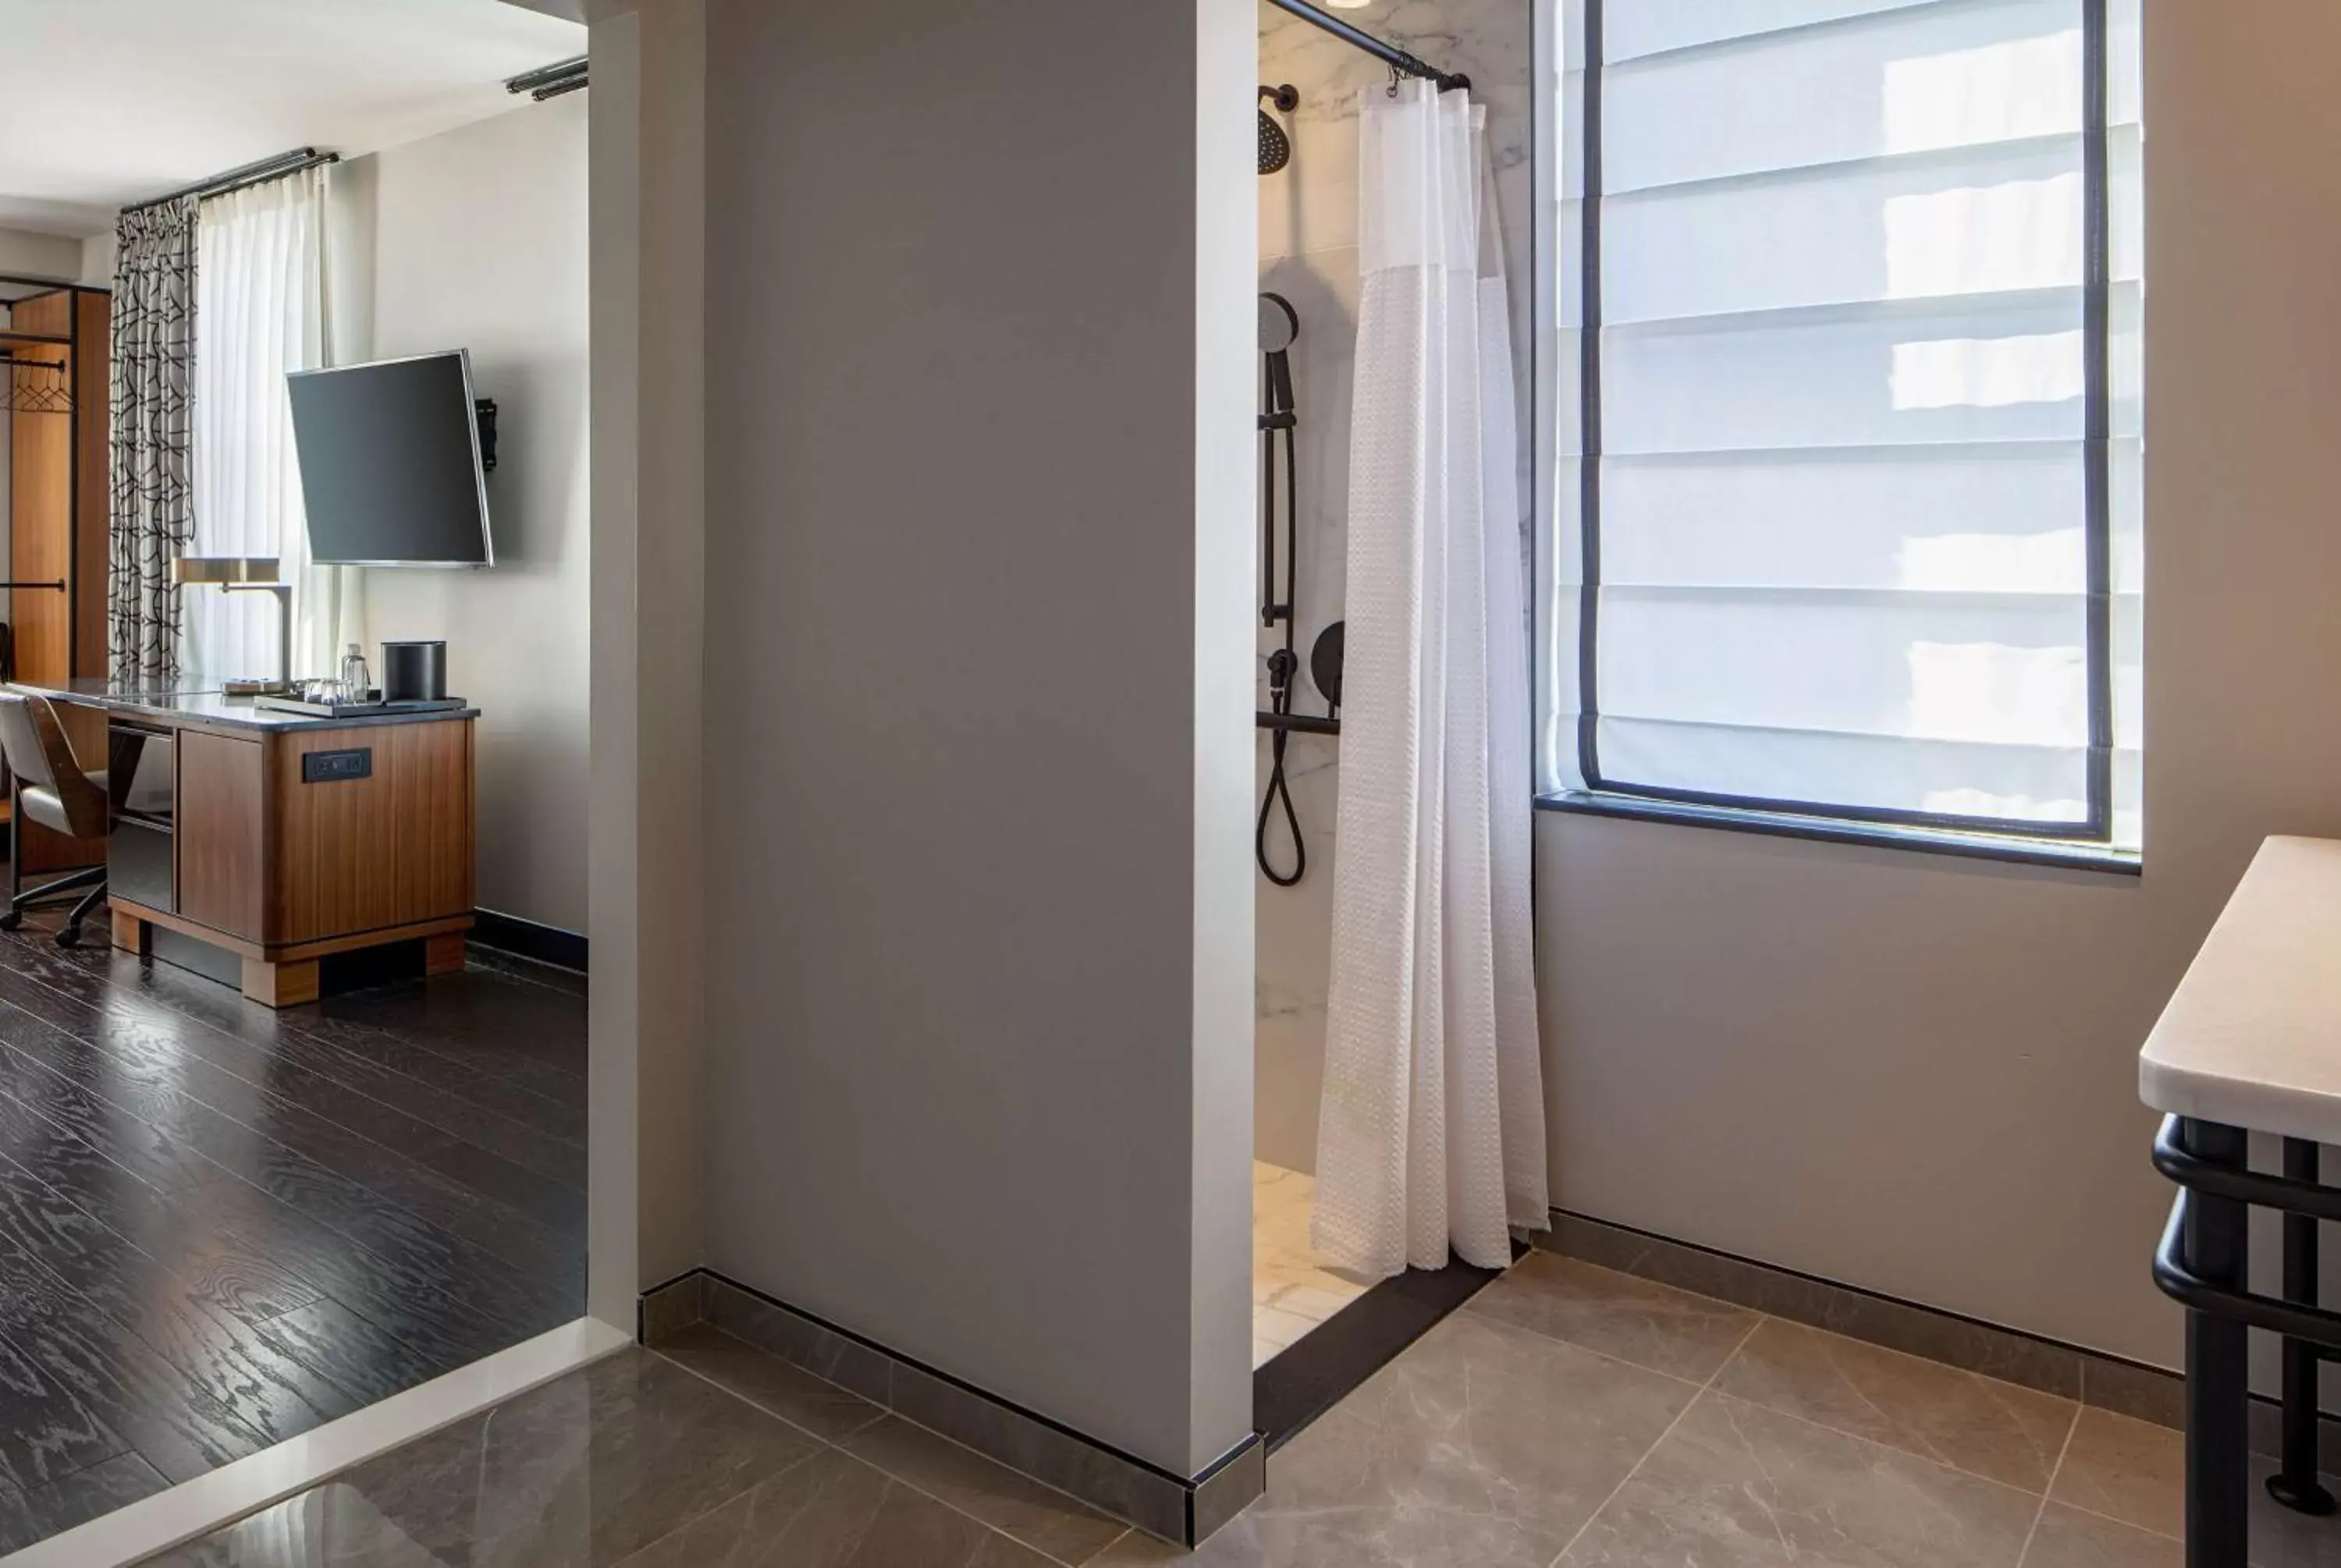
1540;0;2143;851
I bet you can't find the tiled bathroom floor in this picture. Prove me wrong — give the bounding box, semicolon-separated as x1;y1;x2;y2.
142;1250;2341;1566
1135;1250;2341;1568
1250;1162;1371;1368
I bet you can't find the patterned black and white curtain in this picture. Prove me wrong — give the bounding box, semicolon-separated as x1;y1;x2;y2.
108;197;197;685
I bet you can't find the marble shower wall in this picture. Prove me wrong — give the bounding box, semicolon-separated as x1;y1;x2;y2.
1253;0;1535;1174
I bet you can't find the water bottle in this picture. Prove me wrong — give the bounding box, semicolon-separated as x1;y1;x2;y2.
339;644;372;704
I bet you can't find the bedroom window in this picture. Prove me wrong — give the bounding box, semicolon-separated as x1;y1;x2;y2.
1539;0;2143;857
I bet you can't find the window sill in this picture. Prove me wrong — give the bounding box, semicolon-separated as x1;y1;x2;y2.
1536;790;2143;877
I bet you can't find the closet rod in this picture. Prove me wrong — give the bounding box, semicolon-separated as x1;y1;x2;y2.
123;147;339;216
1263;0;1470;91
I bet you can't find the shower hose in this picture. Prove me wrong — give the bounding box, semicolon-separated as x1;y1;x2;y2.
1257;332;1305;889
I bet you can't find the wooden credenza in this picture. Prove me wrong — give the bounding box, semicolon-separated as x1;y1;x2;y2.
14;681;475;1006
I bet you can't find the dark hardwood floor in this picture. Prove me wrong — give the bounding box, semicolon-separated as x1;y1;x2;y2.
0;903;586;1554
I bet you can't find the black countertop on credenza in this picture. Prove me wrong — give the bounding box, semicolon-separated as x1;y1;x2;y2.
7;679;479;733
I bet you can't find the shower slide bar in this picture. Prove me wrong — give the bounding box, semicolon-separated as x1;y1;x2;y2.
1263;0;1472;94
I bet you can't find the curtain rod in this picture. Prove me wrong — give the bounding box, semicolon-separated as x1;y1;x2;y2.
122;147;339;217
506;56;586;101
1263;0;1470;92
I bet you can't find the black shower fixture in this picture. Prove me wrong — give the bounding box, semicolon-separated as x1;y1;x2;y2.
1258;291;1320;889
1259;84;1299;176
1311;622;1345;714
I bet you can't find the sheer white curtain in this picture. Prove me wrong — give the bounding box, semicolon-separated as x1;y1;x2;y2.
1313;82;1547;1277
188;168;331;683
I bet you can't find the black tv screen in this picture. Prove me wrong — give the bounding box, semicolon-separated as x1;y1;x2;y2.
288;351;493;566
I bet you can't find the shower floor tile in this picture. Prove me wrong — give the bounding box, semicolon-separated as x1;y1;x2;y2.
1252;1162;1371;1368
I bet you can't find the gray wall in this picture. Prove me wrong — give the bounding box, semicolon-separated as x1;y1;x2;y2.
1537;2;2341;1373
0;226;80;280
697;0;1256;1476
78;232;113;289
588;0;709;1325
332;98;592;935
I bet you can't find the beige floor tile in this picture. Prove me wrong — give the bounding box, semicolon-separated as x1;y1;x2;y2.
2048;1407;2181;1539
1561;1392;2041;1567
1254;1304;1319;1347
2026;1456;2341;1568
1712;1318;2076;1492
613;1445;1057;1568
842;1414;1128;1566
1168;1311;1700;1566
652;1321;886;1443
2245;1453;2341;1568
144;1350;827;1567
1263;1283;1358;1324
2022;1502;2183;1568
1464;1250;1760;1382
1252;1162;1371;1368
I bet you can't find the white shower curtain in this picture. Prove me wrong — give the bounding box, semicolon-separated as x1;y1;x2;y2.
1313;81;1547;1277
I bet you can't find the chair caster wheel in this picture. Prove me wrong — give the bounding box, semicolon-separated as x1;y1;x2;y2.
0;910;21;931
54;927;80;949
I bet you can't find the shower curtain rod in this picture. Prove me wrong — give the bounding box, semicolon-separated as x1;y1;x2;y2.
123;148;339;215
1264;0;1471;93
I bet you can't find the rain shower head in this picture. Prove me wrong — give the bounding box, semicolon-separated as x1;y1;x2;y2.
1259;84;1299;176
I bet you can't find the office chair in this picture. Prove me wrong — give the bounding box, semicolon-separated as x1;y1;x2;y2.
0;693;109;947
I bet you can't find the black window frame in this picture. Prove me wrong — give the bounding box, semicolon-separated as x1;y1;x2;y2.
1567;0;2116;845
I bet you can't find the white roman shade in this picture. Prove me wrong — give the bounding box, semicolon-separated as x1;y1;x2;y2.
1544;0;2142;846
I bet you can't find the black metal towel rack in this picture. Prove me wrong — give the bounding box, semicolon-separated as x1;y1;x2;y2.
2151;1112;2341;1534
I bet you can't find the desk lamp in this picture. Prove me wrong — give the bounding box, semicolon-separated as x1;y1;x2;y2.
173;556;291;695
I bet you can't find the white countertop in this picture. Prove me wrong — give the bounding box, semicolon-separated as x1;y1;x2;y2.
2141;835;2341;1144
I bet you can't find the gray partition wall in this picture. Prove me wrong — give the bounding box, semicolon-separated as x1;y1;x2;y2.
692;0;1258;1478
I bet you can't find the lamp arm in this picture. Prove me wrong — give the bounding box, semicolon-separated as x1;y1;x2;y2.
224;582;296;686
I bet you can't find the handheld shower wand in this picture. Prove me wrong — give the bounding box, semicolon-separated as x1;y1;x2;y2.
1258;293;1307;887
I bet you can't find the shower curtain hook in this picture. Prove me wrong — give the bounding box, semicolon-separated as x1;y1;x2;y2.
1387;65;1403;98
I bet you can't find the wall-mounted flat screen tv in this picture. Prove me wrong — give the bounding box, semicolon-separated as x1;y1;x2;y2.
288;349;493;566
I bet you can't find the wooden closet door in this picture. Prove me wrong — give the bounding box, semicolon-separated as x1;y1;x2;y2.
71;289;110;681
6;288;111;874
6;292;73;688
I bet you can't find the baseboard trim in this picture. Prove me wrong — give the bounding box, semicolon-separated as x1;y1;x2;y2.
638;1268;706;1345
470;908;587;973
1539;1209;2341;1467
640;1268;1263;1546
